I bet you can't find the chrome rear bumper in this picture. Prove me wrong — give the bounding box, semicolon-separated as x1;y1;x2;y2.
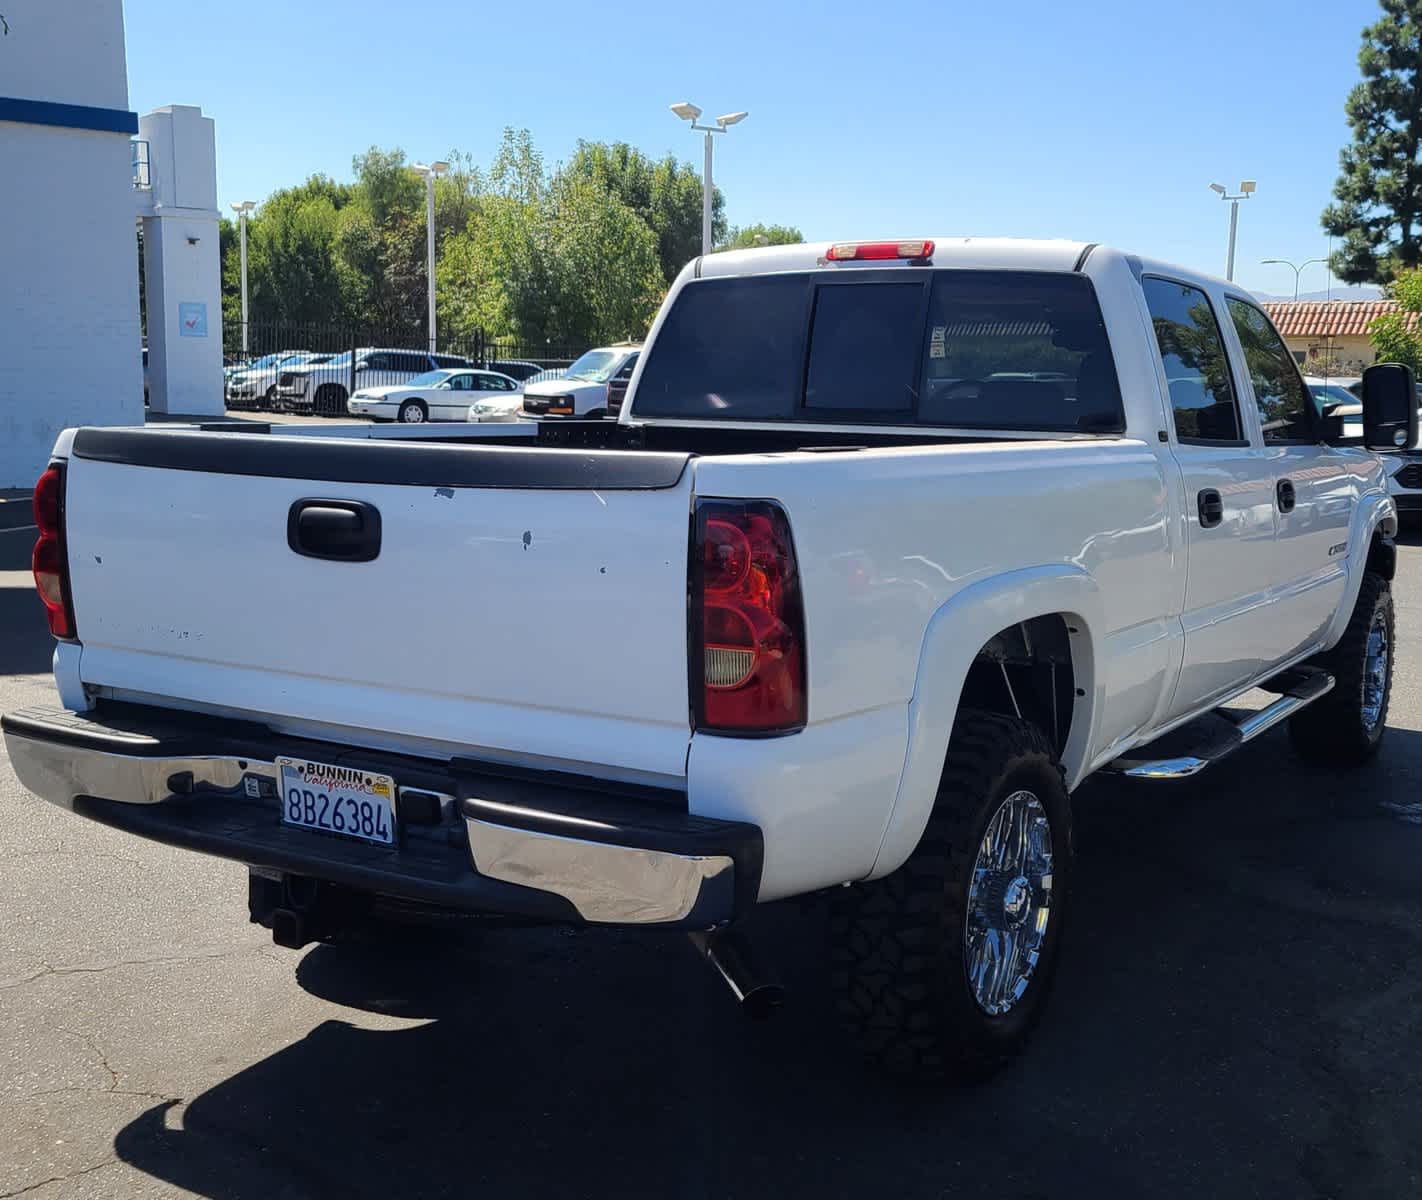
2;704;760;928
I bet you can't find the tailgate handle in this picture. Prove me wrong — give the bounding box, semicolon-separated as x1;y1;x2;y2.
287;500;381;562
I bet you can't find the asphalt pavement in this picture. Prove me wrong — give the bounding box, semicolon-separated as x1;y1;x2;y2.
1;509;1421;1199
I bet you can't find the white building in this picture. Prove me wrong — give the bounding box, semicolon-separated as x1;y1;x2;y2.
0;0;223;488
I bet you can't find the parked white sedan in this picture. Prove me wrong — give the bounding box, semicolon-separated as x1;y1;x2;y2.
347;369;523;423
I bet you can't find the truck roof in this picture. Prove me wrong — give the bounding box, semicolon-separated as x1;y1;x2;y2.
699;237;1090;279
696;237;1246;299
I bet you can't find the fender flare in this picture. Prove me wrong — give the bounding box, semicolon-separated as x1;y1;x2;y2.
866;565;1105;881
1322;489;1397;649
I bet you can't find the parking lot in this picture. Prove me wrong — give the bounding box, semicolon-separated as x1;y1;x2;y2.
1;503;1420;1200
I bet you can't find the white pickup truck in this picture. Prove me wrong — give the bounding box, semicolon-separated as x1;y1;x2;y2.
5;238;1416;1082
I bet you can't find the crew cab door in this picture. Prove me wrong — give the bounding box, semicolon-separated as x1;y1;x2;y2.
1142;276;1279;713
1223;297;1357;661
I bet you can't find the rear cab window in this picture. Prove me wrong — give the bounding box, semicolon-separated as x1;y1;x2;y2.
1141;277;1245;445
633;270;1124;432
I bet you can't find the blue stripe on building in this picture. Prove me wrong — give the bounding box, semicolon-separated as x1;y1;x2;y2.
0;96;139;135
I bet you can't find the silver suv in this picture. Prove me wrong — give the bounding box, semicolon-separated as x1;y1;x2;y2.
274;349;473;415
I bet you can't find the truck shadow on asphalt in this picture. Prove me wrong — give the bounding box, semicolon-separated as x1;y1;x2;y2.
108;729;1422;1200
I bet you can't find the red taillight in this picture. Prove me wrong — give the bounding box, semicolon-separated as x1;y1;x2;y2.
825;239;935;262
32;464;75;639
692;500;806;734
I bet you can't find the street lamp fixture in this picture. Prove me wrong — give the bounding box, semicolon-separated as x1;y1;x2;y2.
1208;179;1255;281
669;100;749;255
229;200;256;356
410;161;450;351
1260;257;1329;302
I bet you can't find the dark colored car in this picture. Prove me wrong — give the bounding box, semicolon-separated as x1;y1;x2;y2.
487;359;544;382
604;355;639;418
606;375;629;418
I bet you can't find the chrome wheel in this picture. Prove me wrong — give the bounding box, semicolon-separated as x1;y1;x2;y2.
1362;610;1389;732
400;404;425;424
964;789;1054;1017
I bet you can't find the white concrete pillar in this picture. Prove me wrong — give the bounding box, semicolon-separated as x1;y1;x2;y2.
0;0;142;487
137;105;223;416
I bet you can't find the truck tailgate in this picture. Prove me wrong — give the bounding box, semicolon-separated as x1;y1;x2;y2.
61;429;695;781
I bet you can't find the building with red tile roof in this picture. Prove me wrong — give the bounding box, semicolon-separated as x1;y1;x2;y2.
1261;299;1420;373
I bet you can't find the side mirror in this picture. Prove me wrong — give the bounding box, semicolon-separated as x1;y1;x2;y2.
1362;363;1419;451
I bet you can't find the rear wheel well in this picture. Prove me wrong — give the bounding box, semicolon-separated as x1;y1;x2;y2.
957;615;1077;756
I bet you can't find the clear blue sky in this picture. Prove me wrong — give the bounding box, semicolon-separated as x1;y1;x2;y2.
124;0;1383;298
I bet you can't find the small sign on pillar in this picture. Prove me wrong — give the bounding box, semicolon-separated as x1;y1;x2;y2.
178;301;208;337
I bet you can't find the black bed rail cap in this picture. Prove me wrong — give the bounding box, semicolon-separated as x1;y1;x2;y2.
70;426;690;491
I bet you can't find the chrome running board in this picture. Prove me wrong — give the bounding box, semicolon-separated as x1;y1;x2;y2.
1104;667;1335;780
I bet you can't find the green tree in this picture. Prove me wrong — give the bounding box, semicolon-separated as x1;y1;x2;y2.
436;129;557;343
563;141;723;283
351;146;423;227
434;150;487;245
332;147;432;333
227;183;351;326
1323;0;1422;283
1369;266;1422;371
549;175;665;345
718;222;804;251
218;129;790;348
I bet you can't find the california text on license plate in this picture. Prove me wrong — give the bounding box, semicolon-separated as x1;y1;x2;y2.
277;757;395;846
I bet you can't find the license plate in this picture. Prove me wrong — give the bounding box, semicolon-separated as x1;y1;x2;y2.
277;757;396;845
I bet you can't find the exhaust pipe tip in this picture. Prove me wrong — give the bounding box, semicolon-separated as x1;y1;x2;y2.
739;982;786;1022
689;928;784;1020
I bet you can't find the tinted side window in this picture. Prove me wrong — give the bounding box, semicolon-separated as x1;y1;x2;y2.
1226;298;1311;442
634;275;809;419
1142;278;1243;444
433;354;468;368
917;272;1122;431
805;283;923;413
362;352;391;371
391;353;431;373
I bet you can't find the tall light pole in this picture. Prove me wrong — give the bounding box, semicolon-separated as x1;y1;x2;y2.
229;200;255;355
1260;257;1329;302
1208;180;1256;281
410;160;449;351
670;102;747;255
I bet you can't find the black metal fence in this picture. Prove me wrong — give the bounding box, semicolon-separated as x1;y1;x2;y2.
223;322;585;415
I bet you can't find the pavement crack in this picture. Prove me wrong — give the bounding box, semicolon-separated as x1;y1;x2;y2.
0;944;272;992
56;1026;119;1092
25;1084;177;1103
0;1158;117;1198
